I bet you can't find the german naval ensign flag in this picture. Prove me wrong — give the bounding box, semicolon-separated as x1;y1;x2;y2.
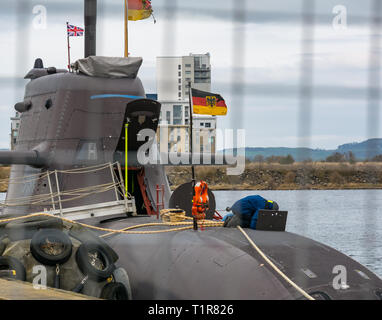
191;88;227;116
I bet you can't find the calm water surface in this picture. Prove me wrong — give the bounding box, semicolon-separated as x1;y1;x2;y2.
214;189;382;278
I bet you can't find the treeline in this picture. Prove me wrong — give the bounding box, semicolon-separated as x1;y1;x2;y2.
251;155;295;164
248;151;382;164
323;151;382;163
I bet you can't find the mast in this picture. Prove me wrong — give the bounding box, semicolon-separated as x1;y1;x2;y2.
66;22;71;70
188;82;198;230
188;82;195;183
124;0;129;57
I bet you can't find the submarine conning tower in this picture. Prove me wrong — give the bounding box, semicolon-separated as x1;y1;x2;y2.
2;0;168;217
5;56;164;216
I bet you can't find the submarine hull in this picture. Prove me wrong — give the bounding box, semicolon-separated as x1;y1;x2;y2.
86;215;382;300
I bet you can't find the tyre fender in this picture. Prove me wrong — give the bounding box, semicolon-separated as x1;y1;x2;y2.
30;228;72;266
0;256;26;281
100;282;129;300
75;241;116;281
112;267;133;300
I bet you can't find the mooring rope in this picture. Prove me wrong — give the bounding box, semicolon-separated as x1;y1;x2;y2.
237;226;315;300
0;212;223;235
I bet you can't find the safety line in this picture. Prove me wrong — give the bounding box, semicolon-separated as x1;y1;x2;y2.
0;213;223;235
237;226;315;301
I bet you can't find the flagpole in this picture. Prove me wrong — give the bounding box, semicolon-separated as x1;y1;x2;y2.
66;22;71;71
188;82;195;182
188;82;198;231
124;0;129;57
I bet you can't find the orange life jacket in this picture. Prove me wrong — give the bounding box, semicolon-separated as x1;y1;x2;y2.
192;180;209;220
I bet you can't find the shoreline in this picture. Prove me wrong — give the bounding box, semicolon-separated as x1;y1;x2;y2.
167;162;382;192
171;184;382;191
1;164;382;192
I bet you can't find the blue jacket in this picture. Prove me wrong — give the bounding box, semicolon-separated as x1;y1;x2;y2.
230;195;269;229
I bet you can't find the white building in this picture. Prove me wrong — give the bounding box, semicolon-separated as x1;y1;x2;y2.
156;53;216;153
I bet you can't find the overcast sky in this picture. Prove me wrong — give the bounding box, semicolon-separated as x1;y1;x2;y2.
0;0;381;150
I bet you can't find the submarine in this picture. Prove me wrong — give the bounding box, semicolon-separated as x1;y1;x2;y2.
0;0;382;300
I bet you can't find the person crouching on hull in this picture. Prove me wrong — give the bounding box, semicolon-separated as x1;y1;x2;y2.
223;195;279;229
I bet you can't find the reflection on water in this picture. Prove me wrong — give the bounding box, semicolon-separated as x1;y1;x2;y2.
1;190;381;278
214;189;382;278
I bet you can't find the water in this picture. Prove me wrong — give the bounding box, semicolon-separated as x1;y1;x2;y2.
214;189;382;278
1;190;381;278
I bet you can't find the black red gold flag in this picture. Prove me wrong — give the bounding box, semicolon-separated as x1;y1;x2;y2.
191;88;227;116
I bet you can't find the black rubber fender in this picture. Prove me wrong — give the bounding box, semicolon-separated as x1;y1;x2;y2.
4;217;63;241
69;224;118;263
0;242;5;256
112;267;133;300
75;241;116;281
30;228;72;266
0;256;26;281
309;291;332;300
100;282;129;300
0;235;7;256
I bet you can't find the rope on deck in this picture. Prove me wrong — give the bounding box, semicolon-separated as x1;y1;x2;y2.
237;226;315;301
0;212;224;236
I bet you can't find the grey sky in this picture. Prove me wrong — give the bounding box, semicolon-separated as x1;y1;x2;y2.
0;0;380;150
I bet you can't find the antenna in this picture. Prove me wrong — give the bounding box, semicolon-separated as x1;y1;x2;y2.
84;0;97;57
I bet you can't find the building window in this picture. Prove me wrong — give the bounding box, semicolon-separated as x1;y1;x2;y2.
195;78;210;84
173;105;183;125
166;111;171;124
205;122;211;128
200;123;204;127
178;65;181;70
178;72;181;77
185;64;191;68
178;92;182;98
178;78;181;83
185;71;191;75
194;57;201;68
178;85;182;91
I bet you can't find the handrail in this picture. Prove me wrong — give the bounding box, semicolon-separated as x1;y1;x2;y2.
0;162;131;211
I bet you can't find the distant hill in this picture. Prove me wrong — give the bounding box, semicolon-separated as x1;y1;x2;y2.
222;138;382;161
337;138;382;159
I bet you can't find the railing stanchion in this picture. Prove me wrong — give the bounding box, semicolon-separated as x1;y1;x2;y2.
109;162;119;202
46;170;56;211
117;162;129;212
54;170;63;217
